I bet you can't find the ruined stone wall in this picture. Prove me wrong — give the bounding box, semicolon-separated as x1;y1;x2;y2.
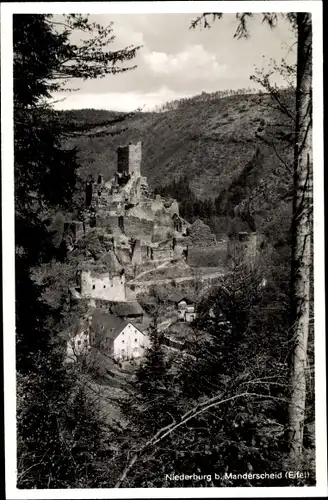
125;285;137;301
131;239;142;266
96;215;122;234
117;141;142;178
115;247;132;266
64;221;84;242
173;244;187;260
152;248;173;261
124;216;154;242
141;244;148;261
80;270;126;301
155;212;174;228
167;200;179;216
117;146;129;175
152;224;174;242
151;195;165;213
126;202;154;221
128;141;142;177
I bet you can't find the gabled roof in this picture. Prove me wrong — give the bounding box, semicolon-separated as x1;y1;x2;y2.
108;301;144;317
170;293;194;305
133;315;152;332
91;310;128;347
90;309;146;347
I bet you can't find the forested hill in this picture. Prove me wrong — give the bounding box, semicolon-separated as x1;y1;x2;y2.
61;90;294;234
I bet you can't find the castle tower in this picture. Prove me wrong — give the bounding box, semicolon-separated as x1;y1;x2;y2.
117;141;142;178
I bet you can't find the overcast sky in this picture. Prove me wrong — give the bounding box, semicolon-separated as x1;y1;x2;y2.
52;13;296;112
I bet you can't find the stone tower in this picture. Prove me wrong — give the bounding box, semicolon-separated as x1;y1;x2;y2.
117;141;142;178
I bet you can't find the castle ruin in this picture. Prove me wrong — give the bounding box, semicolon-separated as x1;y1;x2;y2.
73;141;193;303
70;140;234;305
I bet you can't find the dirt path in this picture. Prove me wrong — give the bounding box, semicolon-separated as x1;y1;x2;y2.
130;269;225;287
130;259;172;282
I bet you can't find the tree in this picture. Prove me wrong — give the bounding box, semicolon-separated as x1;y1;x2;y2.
288;13;312;463
115;262;295;487
191;11;313;466
116;324;185;487
14;14;139;487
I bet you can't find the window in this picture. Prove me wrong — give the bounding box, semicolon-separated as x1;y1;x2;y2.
92;285;95;290
103;285;106;288
135;338;138;343
122;340;125;344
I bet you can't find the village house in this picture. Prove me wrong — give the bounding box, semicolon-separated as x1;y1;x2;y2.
108;301;145;322
183;305;197;323
90;310;150;360
173;295;197;323
61;308;150;362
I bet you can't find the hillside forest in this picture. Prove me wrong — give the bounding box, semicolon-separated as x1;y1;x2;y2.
13;13;315;489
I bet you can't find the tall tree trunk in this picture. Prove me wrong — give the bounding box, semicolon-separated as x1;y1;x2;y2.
288;13;313;463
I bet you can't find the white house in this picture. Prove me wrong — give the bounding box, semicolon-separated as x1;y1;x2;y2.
62;308;150;363
176;297;197;323
184;305;197;323
90;310;150;360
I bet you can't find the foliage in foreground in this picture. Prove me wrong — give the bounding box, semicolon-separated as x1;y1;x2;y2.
15;13;139;488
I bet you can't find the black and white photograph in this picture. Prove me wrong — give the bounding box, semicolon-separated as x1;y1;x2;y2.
2;1;326;497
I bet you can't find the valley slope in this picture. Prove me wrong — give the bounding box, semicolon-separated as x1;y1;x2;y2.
61;90;294;237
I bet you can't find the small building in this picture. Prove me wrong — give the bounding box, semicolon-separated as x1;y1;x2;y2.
78;268;126;302
108;301;145;322
184;305;197;323
174;296;197;322
90;310;149;360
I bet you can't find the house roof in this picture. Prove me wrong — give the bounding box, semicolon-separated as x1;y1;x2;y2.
139;295;159;306
133;315;152;332
91;310;128;347
170;293;194;304
185;306;195;312
108;301;144;317
90;309;146;347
